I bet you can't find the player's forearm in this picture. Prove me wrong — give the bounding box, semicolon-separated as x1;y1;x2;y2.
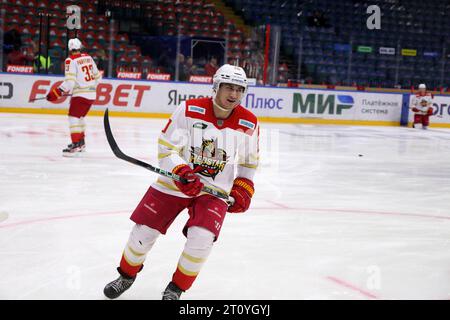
237;153;259;181
59;79;75;93
158;153;187;172
158;136;188;171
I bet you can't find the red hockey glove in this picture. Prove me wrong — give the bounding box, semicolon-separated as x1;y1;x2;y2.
228;177;254;213
172;164;204;197
427;108;433;115
46;87;63;101
412;107;420;113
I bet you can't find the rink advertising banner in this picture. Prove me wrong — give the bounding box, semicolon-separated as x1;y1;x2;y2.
379;47;395;55
147;73;171;81
245;87;403;123
116;72;142;79
423;51;439;58
6;65;34;73
401;49;417;56
0;73;424;125
357;46;373;53
189;75;213;83
0;73;211;114
0;81;13;99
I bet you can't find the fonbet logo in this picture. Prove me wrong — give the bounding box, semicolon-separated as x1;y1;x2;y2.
292;93;354;115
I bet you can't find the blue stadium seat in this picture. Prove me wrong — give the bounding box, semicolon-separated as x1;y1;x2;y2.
227;0;450;87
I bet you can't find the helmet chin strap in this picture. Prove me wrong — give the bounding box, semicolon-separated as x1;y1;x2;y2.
213;100;229;112
213;97;239;111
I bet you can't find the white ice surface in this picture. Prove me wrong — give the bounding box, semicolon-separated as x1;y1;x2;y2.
0;113;449;300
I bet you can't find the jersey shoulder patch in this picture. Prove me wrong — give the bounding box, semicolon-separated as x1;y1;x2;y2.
238;118;256;130
185;98;213;119
234;105;258;130
187;105;206;114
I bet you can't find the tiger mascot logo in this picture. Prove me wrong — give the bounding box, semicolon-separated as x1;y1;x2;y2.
190;138;228;180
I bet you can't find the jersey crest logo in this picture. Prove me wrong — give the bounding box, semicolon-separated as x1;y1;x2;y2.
238;119;255;129
188;105;206;114
190;138;228;180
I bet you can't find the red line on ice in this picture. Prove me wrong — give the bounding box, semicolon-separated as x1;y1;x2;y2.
1;205;448;230
256;203;450;221
4;154;153;161
0;210;129;229
18;130;45;135
266;200;291;209
326;276;380;299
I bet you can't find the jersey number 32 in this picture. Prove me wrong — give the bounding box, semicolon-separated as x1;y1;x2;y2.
81;64;95;82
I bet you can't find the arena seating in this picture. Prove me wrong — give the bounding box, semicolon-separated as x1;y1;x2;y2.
0;0;152;76
142;0;250;62
225;0;450;89
4;0;448;88
2;0;286;83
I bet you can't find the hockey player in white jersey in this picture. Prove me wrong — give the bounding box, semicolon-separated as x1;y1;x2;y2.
46;38;100;156
410;83;434;129
103;64;259;300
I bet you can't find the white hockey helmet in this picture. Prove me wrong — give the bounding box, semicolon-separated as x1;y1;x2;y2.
418;83;426;89
68;38;82;51
212;64;248;98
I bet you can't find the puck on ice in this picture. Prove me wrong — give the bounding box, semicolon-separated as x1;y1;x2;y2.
358;154;363;157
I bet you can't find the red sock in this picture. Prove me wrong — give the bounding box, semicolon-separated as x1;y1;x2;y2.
71;132;83;143
172;267;197;291
119;254;142;278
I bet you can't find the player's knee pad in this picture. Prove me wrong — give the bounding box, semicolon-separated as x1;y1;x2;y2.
174;226;214;286
69;116;80;124
127;224;160;255
185;226;215;253
121;224;160;275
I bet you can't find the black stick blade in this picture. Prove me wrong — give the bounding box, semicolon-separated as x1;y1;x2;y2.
104;109;185;182
104;108;150;167
103;108;123;159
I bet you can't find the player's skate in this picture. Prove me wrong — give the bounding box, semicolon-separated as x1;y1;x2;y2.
62;139;85;157
103;268;136;299
162;282;183;300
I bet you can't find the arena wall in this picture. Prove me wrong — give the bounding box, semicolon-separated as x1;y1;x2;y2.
1;73;449;127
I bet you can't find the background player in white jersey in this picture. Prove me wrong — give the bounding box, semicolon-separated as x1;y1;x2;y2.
103;64;259;300
46;38;101;156
410;83;434;129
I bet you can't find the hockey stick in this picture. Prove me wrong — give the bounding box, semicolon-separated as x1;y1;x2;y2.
29;94;72;102
103;108;232;202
